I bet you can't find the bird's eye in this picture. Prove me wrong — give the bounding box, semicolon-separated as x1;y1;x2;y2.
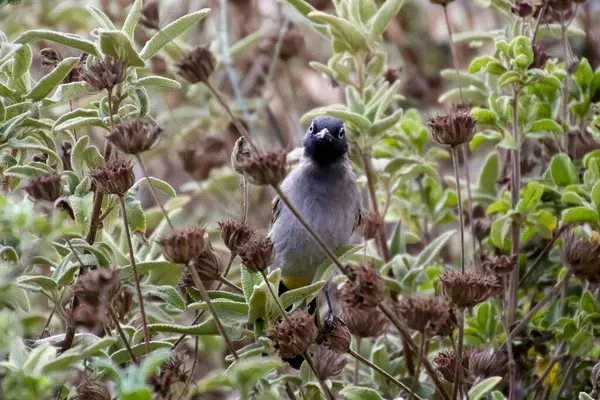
309;124;314;134
338;127;345;138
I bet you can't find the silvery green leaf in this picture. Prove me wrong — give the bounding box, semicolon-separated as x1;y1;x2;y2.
468;377;502;400
369;0;404;42
12;44;32;80
15;30;98;56
123;0;143;38
308;11;367;53
147;285;186;311
86;5;116;29
26;57;79;101
135;76;181;90
189;299;250;324
98;30;145;67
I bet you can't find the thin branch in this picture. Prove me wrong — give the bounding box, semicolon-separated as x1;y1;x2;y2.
109;307;138;365
177;336;199;400
452;308;465;400
303;351;335;400
451;146;466;272
354;337;361;385
443;5;463;101
520;226;566;285
135;155;174;229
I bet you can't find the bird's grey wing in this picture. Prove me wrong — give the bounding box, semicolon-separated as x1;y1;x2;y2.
271;196;282;228
353;207;362;231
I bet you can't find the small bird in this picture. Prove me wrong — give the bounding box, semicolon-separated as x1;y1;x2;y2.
269;116;361;312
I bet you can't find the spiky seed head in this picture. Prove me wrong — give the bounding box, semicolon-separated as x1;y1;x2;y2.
107;119;162;155
362;210;383;240
235;149;288;186
267;310;318;357
317;313;352;353
427;104;476;147
218;219;255;254
384;67;400;84
395;296;457;337
438;269;503;308
433;350;470;383
24;173;62;202
237;234;274;273
159;227;207;264
71;378;111;400
72;268;120;308
339;261;385;308
531;43;550;70
176;45;216;84
90;160;135;196
180;241;222;288
83;56;126;91
231;136;252;174
312;345;347;380
561;230;600;281
149;355;188;400
140;0;160;30
469;349;508;383
511;1;533;17
483;254;518;276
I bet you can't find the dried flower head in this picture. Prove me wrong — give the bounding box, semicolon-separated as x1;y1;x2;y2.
234;149;288;186
71;303;103;332
90;160;135;195
179;136;229;181
592;360;600;391
531;43;550;70
184;241;222;287
231;136;252;174
176;45;216;84
511;1;533;17
433;350;470;383
312;345;347;380
140;0;160;30
362;210;383;240
218;219;255;254
267;310;318;357
384;67;400;84
159;227;206;264
341;304;389;338
24;173;62;202
469;348;507;382
395;296;456;337
83;56;126;91
438;269;502;308
151;55;168;74
238;234;274;273
113;287;133;320
427;104;476;147
149;355;188;400
482;254;517;275
72;378;111;400
561;230;600;281
32;153;48;163
107;119;162;155
72;268;120;308
339;262;385;308
317;313;352;353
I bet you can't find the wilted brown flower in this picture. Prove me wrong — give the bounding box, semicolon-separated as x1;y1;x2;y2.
395;296;456;337
511;1;533;17
312;345;347;380
149;355;188;400
71;303;103;332
317;313;352;353
433;350;470;383
40;49;87;83
113;287;133;320
218;219;255;254
268;310;318;357
176;45;216;84
24;173;62;202
72;268;120;308
90;160;135;196
483;254;517;275
561;230;600;281
238;234;274;273
140;0;160;30
83;56;126;91
231;136;252;174
427;105;476;147
531;43;550;70
108;119;162;155
438;269;502;308
234;149;288;186
159;227;206;264
179;136;229;181
361;210;383;240
180;241;222;288
469;348;507;382
72;378;111;400
341;305;389;338
339;262;385;308
384;67;400;84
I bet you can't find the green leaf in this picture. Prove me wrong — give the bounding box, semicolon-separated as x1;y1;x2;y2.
189;299;249;325
86;5;116;29
308;11;367;53
580;393;594;400
469;56;495;73
110;341;171;364
516;182;544;212
468;377;502;400
228;357;282;392
71;136;90;177
123;0;143;38
3;165;48;179
478;153;498;194
15;30;98;56
561;207;598;226
414;230;455;268
241;266;262;302
55;116;109;132
369;0;404;42
98;30;145;67
44;82;89;105
119;261;180;280
581;291;600;314
279;280;326;311
148;285;186;311
124;196;146;234
592;181;600;213
472;108;497;125
550;154;579;187
498;71;520;88
569;330;595;357
491;215;512;250
368;109;403;136
12;44;32;80
135;76;181;90
340;386;384;400
529;119;563;134
131;177;176;197
17;276;57;292
27;57;79;101
139;9;211;60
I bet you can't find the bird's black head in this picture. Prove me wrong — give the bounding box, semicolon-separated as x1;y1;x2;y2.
302;116;348;165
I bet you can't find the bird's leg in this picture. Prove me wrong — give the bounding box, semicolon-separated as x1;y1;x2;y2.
324;285;334;316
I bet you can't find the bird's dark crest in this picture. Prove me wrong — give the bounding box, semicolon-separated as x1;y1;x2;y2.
303;116;348;165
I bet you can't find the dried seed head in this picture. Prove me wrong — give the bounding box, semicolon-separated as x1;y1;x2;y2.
341;305;389;338
561;230;600;281
83;56;126;91
339;262;385;308
231;136;252;174
140;0;160;30
530;43;550;70
32;153;48;163
433;350;470;383
176;45;216;84
592;360;600;390
395;296;456;337
72;268;121;308
90;160;135;195
312;345;347;380
438;269;503;308
72;378;111;400
179;136;229;181
235;149;288;186
427;104;476;147
113;287;133;320
24;173;62;202
238;234;274;273
149;355;188;400
108;119;162;155
483;254;517;275
151;55;168;74
218;219;255;253
511;1;533;17
267;310;318;357
66;53;89;83
473;218;492;242
362;210;383;240
159;227;206;264
317;313;352;353
182;241;222;288
40;48;61;67
469;348;507;382
71;303;103;332
384;67;400;84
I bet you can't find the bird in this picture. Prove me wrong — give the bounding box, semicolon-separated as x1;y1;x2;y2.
269;115;361;314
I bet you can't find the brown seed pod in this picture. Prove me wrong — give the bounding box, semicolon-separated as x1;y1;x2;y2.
159;227;207;264
176;45;216;84
339;262;385;308
384;67;400;84
482;254;517;276
469;348;508;382
180;241;223;288
218;219;255;254
427;104;476;147
71;378;111;400
234;149;288;186
438;269;503;308
267;310;318;358
432;349;470;383
90;160;135;196
237;234;274;273
511;1;533;17
395;296;456;337
140;0;160;30
561;230;600;281
72;268;120;308
24;173;62;202
107;119;162;155
317;313;352;353
149;355;188;400
312;344;347;380
341;304;389;338
531;43;550;70
83;56;126;91
361;210;384;240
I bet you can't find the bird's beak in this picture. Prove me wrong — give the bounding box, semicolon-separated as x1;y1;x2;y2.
315;128;334;142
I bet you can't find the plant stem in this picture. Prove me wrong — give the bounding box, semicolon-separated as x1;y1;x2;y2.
443;5;463;101
177;335;199;400
348;349;422;399
531;1;549;43
260;270;288;321
354;337;361;385
410;333;427;400
119;195;151;354
209;274;243;294
303;351;335;400
39;303;57;339
135;155;173;229
508;88;521;325
462;145;478;269
452;308;464;400
187;262;239;360
284;382;298;400
561;12;570;125
242;177;249;223
497;282;515;400
109;307;138;365
519;226;566;285
107;88;115;131
556;357;576;398
451;146;466;272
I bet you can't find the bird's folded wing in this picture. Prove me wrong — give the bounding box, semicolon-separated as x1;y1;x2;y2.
353;208;362;231
271;196;282;227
